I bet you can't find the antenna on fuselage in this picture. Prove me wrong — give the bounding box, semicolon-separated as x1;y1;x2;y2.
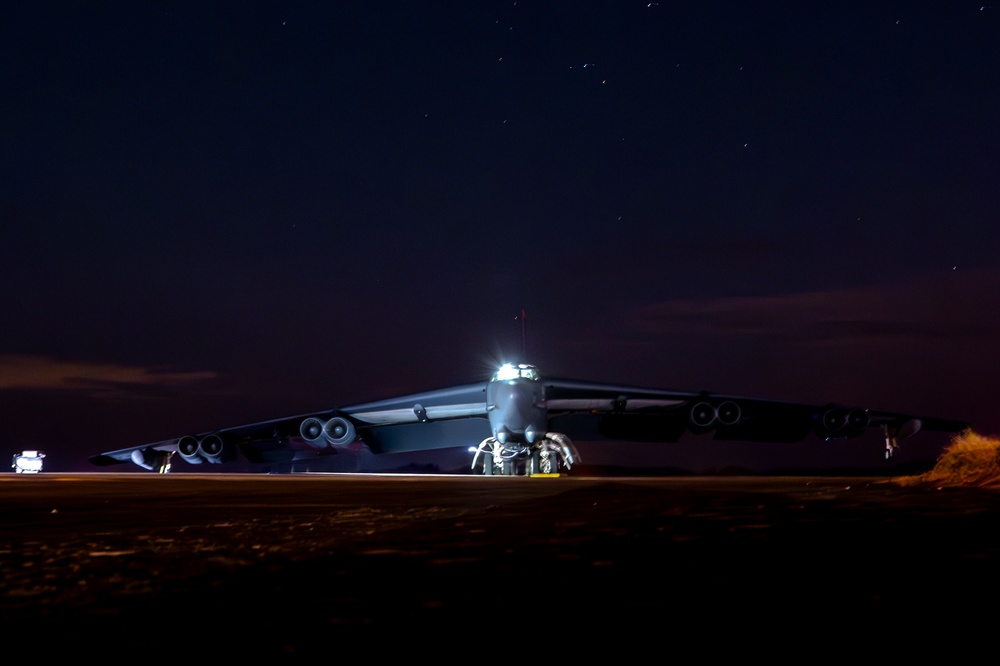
515;308;527;362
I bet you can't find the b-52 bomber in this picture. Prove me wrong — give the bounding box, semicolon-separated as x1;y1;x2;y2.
90;362;968;475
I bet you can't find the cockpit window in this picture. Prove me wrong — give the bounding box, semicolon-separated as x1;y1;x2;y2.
493;363;539;382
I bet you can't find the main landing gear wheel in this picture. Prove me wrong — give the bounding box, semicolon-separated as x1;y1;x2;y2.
529;450;541;475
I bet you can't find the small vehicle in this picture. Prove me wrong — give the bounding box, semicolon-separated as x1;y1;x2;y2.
12;450;45;474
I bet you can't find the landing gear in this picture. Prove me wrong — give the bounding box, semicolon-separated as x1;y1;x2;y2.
472;438;518;475
883;424;899;460
528;448;559;474
471;434;580;476
156;452;173;474
529;450;541;475
538;449;558;474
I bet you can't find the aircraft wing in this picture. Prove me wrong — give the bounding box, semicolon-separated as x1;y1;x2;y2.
90;381;493;471
537;377;968;445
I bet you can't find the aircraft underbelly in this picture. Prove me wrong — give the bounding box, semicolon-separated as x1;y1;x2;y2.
362;418;491;454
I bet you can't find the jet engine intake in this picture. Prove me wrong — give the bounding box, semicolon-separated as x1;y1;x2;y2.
198;434;235;464
300;417;327;447
690;400;742;429
299;416;356;448
690;402;717;428
716;401;742;426
819;407;870;438
822;408;848;432
323;416;356;446
177;436;203;464
847;408;869;430
175;434;235;464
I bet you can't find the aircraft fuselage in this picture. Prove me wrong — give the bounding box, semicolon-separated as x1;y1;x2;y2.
486;375;548;448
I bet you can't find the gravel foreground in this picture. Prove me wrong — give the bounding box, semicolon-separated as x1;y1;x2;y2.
2;468;999;657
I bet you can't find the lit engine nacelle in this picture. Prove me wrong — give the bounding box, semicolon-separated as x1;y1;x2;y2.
176;434;236;464
299;416;357;448
818;407;870;438
689;400;742;430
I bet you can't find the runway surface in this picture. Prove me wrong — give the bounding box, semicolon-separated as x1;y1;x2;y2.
2;472;998;656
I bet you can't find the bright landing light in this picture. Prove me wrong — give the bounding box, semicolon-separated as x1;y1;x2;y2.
493;363;539;382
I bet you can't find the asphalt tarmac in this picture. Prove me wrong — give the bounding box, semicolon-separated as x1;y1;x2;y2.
2;472;998;657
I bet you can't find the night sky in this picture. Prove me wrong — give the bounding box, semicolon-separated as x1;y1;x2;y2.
3;2;998;473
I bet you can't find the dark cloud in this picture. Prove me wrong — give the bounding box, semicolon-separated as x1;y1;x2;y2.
633;268;1000;344
0;355;218;395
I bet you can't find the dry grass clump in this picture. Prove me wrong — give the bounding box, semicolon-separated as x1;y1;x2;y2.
896;429;1000;489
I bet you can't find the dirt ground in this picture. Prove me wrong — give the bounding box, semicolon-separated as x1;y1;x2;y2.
3;469;999;657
